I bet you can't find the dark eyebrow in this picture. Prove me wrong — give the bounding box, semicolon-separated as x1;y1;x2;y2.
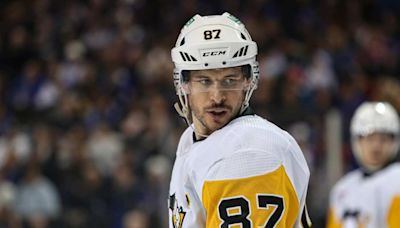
224;73;243;79
190;71;244;80
191;74;210;80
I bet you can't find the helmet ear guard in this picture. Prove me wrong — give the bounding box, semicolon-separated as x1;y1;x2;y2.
171;12;259;125
350;102;400;171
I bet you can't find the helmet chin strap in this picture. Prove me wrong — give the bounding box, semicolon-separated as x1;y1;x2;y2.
174;91;190;124
174;102;189;124
240;77;257;114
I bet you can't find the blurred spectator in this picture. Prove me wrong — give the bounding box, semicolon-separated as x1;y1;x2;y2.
87;123;124;177
122;209;150;228
62;161;112;228
0;178;19;228
14;162;61;228
0;127;32;177
110;155;147;228
8;60;44;122
33;74;60;113
371;76;400;111
55;50;87;90
143;155;171;225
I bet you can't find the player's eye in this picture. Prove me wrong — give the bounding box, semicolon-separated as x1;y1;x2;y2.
198;79;212;86
221;78;239;87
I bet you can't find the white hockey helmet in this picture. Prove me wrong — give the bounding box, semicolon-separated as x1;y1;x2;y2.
171;12;259;121
350;102;400;169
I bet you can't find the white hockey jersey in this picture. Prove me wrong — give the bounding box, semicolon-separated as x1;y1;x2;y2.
327;163;400;228
168;114;311;228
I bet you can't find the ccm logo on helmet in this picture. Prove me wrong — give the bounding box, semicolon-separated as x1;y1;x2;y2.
202;50;226;57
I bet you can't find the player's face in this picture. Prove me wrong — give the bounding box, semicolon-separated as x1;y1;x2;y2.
358;132;395;169
186;67;249;137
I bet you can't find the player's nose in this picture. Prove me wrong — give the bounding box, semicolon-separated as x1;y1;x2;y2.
209;86;226;103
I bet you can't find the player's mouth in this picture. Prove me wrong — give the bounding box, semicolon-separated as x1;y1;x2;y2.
206;107;230;123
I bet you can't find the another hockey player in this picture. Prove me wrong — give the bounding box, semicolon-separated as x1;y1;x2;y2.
327;101;400;228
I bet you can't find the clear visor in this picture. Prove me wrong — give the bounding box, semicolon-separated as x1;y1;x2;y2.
183;77;249;94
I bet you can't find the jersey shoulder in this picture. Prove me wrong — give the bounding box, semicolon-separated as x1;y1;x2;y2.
379;162;400;179
199;115;304;178
176;126;194;157
331;169;362;195
228;115;310;178
224;115;303;159
227;114;293;145
373;163;400;191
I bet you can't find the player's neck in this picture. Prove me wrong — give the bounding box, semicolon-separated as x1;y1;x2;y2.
191;116;208;138
193;125;209;141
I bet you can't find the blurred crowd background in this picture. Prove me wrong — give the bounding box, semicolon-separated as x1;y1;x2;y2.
0;0;400;227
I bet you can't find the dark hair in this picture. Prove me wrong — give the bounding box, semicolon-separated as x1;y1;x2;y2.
241;64;251;79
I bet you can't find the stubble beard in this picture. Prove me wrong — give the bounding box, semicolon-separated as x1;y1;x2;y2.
191;103;240;136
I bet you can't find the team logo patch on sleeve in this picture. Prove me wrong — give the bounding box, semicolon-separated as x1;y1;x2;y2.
169;193;186;228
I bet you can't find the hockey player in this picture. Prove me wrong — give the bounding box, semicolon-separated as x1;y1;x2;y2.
168;12;311;228
327;102;400;228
